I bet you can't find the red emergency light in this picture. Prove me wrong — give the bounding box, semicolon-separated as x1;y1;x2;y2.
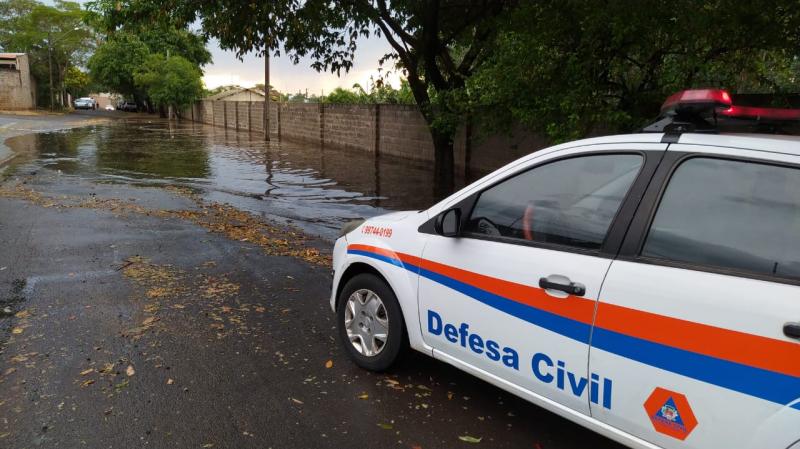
661;88;800;122
661;89;732;111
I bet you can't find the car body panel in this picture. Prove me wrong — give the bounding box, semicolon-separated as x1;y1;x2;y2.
330;133;800;449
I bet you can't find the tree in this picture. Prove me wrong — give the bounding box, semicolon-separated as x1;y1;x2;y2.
63;66;91;98
322;80;415;104
100;0;514;190
0;0;94;108
134;54;203;115
87;32;150;100
324;87;365;104
469;1;800;142
86;0;210;111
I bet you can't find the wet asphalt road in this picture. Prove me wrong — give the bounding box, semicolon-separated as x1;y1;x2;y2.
0;115;624;449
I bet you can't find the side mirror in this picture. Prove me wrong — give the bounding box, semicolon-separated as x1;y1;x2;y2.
435;208;462;237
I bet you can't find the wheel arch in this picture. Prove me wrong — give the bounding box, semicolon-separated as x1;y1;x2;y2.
335;262;391;310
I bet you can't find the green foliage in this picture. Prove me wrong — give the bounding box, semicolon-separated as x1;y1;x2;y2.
324;87;364;104
323;79;415;105
87;31;150;99
63;66;91;97
87;0;211;67
133;54;203;111
470;1;800;142
93;0;514;184
0;0;94;107
86;0;210;111
287;92;320;103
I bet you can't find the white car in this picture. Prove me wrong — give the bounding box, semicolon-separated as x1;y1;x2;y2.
73;97;94;109
330;89;800;449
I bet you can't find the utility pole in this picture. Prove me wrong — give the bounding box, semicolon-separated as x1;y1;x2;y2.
46;27;80;111
48;32;54;111
264;46;270;141
166;49;173;120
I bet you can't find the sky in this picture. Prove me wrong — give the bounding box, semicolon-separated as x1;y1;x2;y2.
203;37;402;94
49;0;401;94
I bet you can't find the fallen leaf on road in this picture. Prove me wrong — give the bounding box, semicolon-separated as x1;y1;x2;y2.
167;378;174;385
115;380;129;391
10;353;36;363
447;391;454;400
291;398;304;404
201;444;214;448
3;368;16;376
324;360;333;369
11;327;23;335
358;393;369;400
377;423;393;430
141;316;159;326
80;368;94;376
81;379;95;387
458;436;482;443
99;362;115;375
14;310;30;319
254;306;266;313
126;365;135;377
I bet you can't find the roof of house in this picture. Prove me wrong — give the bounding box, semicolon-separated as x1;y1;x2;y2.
0;53;26;59
205;87;266;101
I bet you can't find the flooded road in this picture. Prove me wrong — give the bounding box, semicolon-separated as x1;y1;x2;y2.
4;120;460;239
0;115;623;449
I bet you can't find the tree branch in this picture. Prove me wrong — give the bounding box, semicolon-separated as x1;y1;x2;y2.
375;0;415;48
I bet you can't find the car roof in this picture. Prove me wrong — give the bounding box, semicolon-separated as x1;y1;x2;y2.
567;132;800;157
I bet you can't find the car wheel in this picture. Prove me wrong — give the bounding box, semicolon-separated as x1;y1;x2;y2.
337;273;406;371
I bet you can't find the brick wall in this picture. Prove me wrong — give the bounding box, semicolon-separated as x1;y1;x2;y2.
323;104;377;152
378;105;436;163
188;100;550;174
279;103;321;143
0;54;35;110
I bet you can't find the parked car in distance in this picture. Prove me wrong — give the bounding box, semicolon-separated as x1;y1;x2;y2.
73;97;95;110
118;100;137;112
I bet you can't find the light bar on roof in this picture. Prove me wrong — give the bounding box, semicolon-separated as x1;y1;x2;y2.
720;105;800;121
661;88;732;112
662;88;800;122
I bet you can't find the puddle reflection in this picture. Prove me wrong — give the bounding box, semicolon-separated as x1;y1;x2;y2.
7;121;465;239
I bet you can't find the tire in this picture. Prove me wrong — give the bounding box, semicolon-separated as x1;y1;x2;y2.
337;273;406;371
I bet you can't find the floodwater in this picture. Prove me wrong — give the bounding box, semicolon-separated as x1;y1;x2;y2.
3;120;464;240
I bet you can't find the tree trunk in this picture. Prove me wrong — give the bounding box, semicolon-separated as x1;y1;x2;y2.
430;126;456;198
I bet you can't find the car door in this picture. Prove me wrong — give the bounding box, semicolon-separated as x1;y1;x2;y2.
590;146;800;449
418;145;665;414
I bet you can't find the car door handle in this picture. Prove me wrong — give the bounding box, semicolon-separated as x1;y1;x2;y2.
784;322;800;339
539;276;586;297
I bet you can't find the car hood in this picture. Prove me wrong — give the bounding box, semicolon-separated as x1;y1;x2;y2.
369;210;417;223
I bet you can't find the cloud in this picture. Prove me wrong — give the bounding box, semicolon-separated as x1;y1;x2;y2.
203;37;398;93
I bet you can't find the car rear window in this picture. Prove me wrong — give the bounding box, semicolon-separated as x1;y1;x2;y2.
642;157;800;280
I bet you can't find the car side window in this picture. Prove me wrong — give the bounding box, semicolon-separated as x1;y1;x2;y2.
463;154;643;250
642;157;800;279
